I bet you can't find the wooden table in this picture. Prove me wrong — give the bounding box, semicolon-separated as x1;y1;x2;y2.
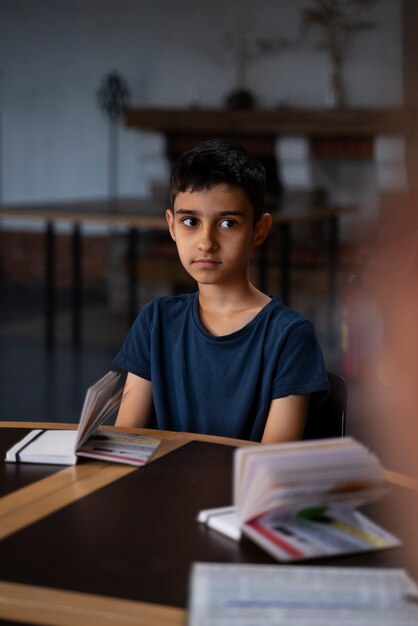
0;422;256;626
0;198;351;348
0;422;417;626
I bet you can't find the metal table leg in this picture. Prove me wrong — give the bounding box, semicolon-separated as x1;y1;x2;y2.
128;227;139;325
279;222;291;306
45;221;55;349
257;241;267;293
72;223;82;347
327;215;338;346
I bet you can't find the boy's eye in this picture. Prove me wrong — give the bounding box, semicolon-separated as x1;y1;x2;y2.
219;219;236;229
182;217;198;227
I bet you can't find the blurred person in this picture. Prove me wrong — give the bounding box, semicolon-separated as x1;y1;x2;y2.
349;199;418;578
360;204;418;476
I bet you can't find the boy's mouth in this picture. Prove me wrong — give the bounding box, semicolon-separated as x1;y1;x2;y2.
194;258;222;267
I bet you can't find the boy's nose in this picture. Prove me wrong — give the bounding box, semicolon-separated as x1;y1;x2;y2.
197;227;218;252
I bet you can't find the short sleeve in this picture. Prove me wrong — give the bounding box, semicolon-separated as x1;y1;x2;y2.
272;320;329;400
112;304;152;380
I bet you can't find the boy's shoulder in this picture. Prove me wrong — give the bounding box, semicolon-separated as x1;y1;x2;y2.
266;295;312;331
141;292;196;316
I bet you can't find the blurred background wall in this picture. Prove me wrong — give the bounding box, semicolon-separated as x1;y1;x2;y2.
0;0;416;423
0;0;402;205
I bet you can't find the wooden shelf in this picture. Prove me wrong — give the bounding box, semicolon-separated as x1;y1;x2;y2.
124;107;417;137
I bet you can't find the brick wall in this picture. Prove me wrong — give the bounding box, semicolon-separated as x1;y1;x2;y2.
0;230;109;289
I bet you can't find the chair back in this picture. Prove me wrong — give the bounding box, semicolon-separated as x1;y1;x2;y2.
302;372;347;440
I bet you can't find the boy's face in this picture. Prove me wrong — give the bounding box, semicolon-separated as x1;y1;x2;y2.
166;184;271;287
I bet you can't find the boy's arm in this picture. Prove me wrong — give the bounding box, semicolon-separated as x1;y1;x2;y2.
261;394;309;444
115;372;153;428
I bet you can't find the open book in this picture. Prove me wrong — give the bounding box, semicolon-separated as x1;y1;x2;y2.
198;437;400;561
5;371;160;466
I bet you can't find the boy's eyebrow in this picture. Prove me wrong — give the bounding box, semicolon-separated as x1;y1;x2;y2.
174;208;247;217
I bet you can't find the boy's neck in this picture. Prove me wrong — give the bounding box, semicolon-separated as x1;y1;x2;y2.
198;281;268;310
197;283;271;336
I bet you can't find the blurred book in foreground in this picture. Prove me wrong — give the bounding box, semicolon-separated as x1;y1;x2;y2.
188;562;418;625
198;437;399;560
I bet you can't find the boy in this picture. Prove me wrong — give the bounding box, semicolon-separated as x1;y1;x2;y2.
113;139;328;442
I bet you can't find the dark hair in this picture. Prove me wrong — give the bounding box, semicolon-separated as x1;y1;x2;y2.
170;138;266;222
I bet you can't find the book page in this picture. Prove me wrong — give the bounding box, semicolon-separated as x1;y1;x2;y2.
188;563;418;625
76;371;121;448
76;428;160;467
234;438;387;523
239;481;387;524
243;507;400;562
234;437;357;501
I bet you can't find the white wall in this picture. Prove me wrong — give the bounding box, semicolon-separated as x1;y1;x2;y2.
0;0;403;206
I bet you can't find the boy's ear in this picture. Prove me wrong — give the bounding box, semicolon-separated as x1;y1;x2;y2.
253;213;272;247
166;209;176;241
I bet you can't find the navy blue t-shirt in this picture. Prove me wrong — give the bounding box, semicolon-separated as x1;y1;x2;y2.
113;292;329;441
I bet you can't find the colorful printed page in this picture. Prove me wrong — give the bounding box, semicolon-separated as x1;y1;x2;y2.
243;506;400;562
77;428;161;467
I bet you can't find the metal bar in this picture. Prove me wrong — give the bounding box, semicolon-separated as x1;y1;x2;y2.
279;222;291;306
127;227;139;324
45;221;55;349
257;242;267;293
327;214;338;346
71;223;82;347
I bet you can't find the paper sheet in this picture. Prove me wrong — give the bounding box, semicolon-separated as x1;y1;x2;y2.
188;563;418;625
